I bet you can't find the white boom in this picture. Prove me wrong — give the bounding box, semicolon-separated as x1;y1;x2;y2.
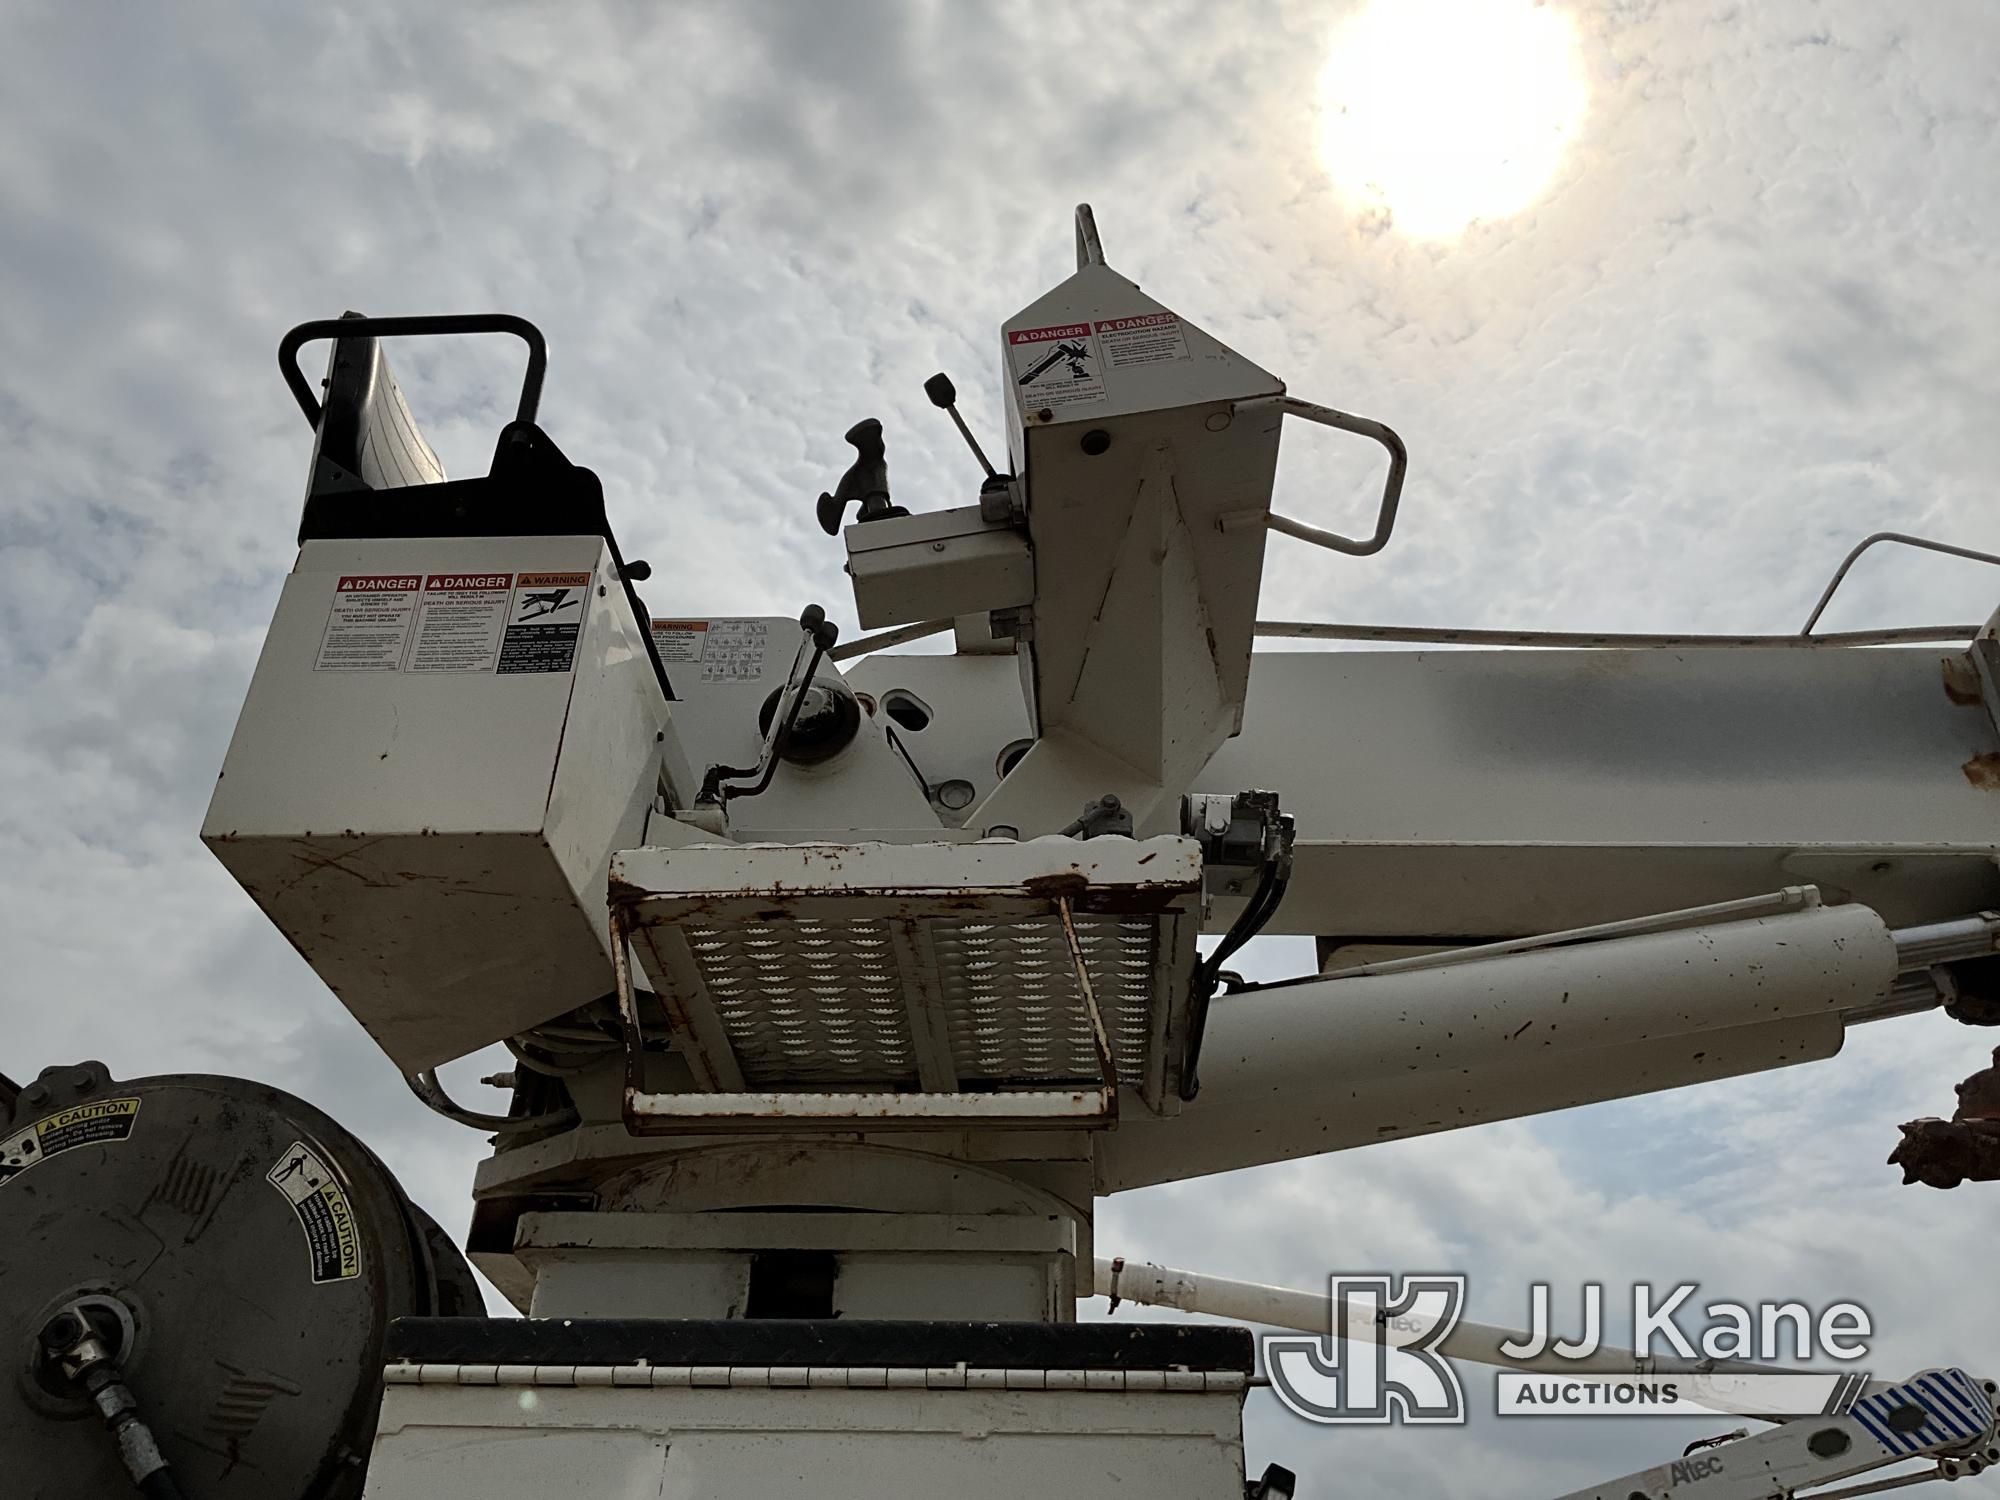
20;206;1999;1498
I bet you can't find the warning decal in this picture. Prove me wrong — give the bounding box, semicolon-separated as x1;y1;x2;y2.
651;618;769;681
266;1140;362;1283
1008;321;1105;413
316;575;420;671
1095;311;1191;369
651;619;708;665
0;1097;142;1188
409;573;512;673
317;566;595;675
498;571;592;675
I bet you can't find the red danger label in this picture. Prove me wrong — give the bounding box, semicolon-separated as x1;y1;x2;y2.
336;575;420;592
424;573;512;591
1008;322;1092;345
1096;313;1176;334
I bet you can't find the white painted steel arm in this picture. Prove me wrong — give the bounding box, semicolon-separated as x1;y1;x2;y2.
1099;905;1897;1191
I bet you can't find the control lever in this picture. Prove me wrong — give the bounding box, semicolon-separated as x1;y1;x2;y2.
815;419;906;536
696;605;842;804
924;372;998;479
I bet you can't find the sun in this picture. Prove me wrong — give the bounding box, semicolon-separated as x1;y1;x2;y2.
1318;0;1588;240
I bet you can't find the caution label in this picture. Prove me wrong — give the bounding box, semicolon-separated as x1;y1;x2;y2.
1008;321;1105;413
315;575;420;671
408;572;512;672
0;1097;142;1188
266;1141;362;1283
1095;311;1190;369
498;571;591;674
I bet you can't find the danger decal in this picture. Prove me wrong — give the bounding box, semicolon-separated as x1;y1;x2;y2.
1093;311;1191;369
0;1097;142;1188
1008;321;1106;413
266;1140;363;1283
1004;311;1194;416
313;568;594;675
408;573;512;673
315;575;421;671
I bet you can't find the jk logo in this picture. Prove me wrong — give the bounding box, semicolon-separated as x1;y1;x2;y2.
1266;1274;1467;1425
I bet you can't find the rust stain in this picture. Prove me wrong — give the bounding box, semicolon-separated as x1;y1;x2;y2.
1022;872;1091;901
1964;752;2000;790
1942;655;1983;707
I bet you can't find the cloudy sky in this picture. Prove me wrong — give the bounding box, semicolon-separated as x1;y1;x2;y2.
6;0;2000;1493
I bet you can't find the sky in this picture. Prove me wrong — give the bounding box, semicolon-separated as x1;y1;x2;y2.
5;0;2000;1494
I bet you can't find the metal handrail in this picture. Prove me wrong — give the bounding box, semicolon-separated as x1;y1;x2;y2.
829;616;1983;662
1800;531;2000;635
1257;621;1980;649
1262;396;1409;557
280;312;548;429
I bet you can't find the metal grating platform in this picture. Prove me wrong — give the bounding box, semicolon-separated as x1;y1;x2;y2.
608;838;1202;1128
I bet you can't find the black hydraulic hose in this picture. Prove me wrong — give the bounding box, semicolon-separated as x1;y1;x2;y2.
1180;862;1292;1101
39;1308;190;1499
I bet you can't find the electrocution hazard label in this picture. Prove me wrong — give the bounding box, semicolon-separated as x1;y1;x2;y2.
1008;321;1105;412
314;568;592;675
0;1097;142;1188
499;572;591;674
266;1141;362;1283
1095;311;1190;368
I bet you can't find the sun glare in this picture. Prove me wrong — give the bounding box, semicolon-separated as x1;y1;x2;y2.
1319;0;1588;240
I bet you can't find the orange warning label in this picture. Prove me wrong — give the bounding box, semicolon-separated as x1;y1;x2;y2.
499;572;592;674
518;572;591;589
